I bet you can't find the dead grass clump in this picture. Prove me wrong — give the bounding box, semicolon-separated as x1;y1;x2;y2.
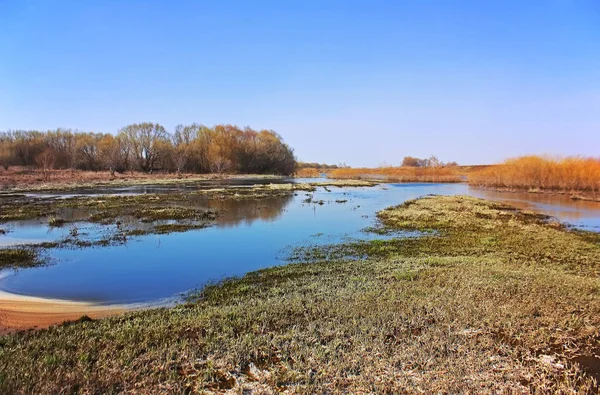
0;248;42;268
295;167;321;178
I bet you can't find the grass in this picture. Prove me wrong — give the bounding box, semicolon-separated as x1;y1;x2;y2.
294;167;321;178
0;169;287;193
47;216;65;227
328;166;463;183
0;248;43;268
1;196;599;392
469;155;600;197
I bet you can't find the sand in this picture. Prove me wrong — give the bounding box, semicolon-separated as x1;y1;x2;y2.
0;290;126;334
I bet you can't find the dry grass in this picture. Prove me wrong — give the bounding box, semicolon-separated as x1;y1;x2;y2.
469;156;600;195
294;167;321;178
0;167;285;193
1;196;599;392
329;166;463;183
0;248;41;268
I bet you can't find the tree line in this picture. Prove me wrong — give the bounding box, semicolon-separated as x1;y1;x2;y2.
0;123;297;176
401;156;458;168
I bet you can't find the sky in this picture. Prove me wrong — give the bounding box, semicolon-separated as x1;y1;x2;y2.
0;1;599;166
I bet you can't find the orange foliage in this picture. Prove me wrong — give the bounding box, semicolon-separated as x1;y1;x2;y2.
295;167;321;178
328;166;462;183
469;155;600;193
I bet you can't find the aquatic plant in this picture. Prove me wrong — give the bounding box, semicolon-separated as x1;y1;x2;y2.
47;216;65;227
0;248;42;268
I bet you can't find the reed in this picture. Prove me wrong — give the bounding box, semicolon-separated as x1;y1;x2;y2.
294;167;321;178
328;166;462;183
469;155;600;194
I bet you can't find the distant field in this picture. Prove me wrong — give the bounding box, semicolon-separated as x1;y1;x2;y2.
0;167;286;192
297;156;600;200
297;165;472;183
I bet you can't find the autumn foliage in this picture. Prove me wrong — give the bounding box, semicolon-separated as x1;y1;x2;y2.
469;155;600;194
0;124;296;176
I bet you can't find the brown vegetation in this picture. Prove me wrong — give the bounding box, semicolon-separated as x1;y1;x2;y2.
0;124;296;177
0;167;276;192
329;166;463;183
294;167;321;178
1;196;599;392
469;155;600;195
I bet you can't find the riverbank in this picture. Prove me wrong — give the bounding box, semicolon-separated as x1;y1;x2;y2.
0;169;288;193
1;195;599;392
0;290;125;334
470;186;600;202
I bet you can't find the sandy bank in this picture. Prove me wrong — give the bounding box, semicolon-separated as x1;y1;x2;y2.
0;290;126;334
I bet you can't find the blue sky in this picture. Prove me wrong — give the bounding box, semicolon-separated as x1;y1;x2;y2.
1;1;599;166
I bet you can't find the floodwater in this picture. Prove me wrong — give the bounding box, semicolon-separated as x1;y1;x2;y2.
1;182;599;305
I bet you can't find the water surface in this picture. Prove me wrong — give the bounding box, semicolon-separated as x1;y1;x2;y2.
1;183;599;304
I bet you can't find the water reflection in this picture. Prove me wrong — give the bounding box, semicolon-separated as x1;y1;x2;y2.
469;188;600;229
1;183;599;304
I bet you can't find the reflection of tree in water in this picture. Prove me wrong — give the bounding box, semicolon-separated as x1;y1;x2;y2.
185;195;294;227
53;194;293;229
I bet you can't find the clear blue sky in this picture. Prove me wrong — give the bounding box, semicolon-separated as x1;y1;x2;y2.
1;1;599;166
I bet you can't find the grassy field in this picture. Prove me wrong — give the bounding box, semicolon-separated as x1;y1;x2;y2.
1;196;599;392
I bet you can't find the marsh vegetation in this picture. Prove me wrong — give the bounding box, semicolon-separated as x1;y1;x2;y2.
1;196;599;392
469;155;600;199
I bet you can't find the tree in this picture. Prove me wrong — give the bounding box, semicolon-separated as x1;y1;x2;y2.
98;134;128;176
35;149;56;181
402;156;425;167
427;155;442;168
0;133;15;170
75;133;102;170
120;123;169;172
0;123;298;175
45;129;77;169
171;124;191;174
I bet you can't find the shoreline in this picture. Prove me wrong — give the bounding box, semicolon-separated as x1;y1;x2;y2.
468;185;600;202
0;172;290;194
0;289;127;334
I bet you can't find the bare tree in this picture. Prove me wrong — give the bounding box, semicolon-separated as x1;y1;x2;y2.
211;156;232;174
35;149;56;181
427;155;443;168
0;134;14;171
171;125;190;175
120;123;169;172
